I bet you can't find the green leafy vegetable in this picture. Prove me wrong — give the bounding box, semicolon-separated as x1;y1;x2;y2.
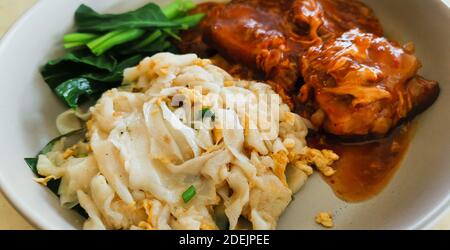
83;54;144;81
41;0;205;108
41;52;144;107
64;42;86;49
89;29;145;56
75;3;176;32
172;13;205;28
31;0;206;220
162;0;197;19
63;33;98;43
24;158;38;172
163;28;182;41
77;153;89;158
54;78;94;108
24;129;88;218
46;51;117;71
25;129;86;174
182;185;196;203
120;33;171;55
130;29;163;51
74;1;197;32
41;51;117;88
66;1;201;55
201;108;216;121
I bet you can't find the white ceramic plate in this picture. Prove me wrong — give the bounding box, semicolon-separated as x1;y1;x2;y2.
0;0;449;230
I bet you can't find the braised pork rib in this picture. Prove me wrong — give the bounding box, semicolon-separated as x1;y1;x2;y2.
300;29;439;136
178;0;439;138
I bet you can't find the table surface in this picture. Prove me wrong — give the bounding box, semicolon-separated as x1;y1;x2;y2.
1;0;449;230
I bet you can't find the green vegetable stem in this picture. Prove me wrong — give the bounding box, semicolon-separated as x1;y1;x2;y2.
42;0;205;108
64;0;201;55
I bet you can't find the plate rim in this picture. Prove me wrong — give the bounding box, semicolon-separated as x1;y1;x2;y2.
0;0;449;230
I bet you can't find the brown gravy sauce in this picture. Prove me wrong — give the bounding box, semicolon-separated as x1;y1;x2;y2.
307;122;415;202
212;53;415;202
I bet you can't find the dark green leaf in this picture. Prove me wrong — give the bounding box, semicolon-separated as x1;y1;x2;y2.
54;55;143;108
73;204;89;218
41;1;206;108
24;129;88;218
41;52;145;107
162;28;181;41
118;33;171;55
129;30;163;51
81;54;144;82
24;128;86;175
41;51;117;88
55;78;94;108
75;3;177;32
115;54;145;71
46;52;116;72
24;158;38;174
47;179;62;197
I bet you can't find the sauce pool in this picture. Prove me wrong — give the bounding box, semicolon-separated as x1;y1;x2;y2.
308;122;415;202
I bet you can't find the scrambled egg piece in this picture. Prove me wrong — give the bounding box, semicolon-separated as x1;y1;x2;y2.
63;148;75;159
138;221;153;230
315;212;334;228
271;151;290;186
200;222;218;230
295;161;314;176
305;148;339;177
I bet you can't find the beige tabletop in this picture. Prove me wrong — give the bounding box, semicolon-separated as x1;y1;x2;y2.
1;0;449;230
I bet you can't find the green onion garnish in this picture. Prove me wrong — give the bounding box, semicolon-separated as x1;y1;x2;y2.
182;185;196;203
201;108;215;121
77;153;88;158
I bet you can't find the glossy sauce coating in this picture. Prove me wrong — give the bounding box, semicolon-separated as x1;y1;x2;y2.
308;123;414;202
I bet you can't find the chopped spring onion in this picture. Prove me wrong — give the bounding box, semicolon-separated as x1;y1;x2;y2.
182;185;196;203
201;108;215;121
77;153;89;158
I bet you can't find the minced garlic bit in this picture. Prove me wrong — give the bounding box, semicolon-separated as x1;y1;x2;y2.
283;138;296;149
272;151;289;186
213;128;223;144
315;212;334;228
138;221;153;230
63;148;75;159
200;223;217;230
224;80;235;87
85;144;92;152
142;199;153;222
321;149;339;161
306;148;339;177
